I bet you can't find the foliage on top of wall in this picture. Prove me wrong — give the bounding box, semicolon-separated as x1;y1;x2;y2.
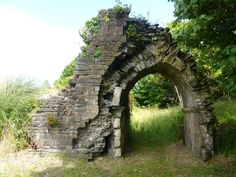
99;10;110;23
114;0;130;14
54;57;78;89
80;17;100;45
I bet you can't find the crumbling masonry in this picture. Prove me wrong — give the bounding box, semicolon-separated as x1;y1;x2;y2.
28;8;216;161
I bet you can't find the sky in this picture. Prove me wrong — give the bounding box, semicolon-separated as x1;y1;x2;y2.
0;0;175;84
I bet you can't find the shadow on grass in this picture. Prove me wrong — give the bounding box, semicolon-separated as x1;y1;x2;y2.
217;120;236;159
31;101;236;177
214;99;236;159
30;149;236;177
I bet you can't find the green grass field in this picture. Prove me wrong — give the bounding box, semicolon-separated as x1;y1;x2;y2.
0;100;236;177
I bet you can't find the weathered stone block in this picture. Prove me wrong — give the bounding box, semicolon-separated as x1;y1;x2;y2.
113;118;120;128
115;148;122;157
111;87;122;106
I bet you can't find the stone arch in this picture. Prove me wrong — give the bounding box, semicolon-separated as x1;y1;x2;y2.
98;42;215;160
28;8;215;161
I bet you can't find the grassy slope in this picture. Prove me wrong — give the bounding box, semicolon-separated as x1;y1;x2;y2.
213;100;236;158
0;100;236;177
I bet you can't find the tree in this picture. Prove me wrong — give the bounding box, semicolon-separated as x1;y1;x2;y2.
131;74;178;108
169;0;236;97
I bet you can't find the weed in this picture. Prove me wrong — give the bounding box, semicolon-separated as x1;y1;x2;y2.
93;48;102;59
47;113;60;128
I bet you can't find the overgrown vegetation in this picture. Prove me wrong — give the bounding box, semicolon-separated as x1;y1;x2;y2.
80;17;100;45
99;10;110;23
1;100;236;177
130;106;183;148
214;99;236;159
54;57;78;89
169;0;236;98
131;74;178;108
114;0;130;14
129;99;236;159
92;48;102;59
126;23;138;40
0;78;39;151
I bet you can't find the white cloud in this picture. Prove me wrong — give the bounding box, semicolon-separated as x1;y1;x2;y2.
0;6;82;84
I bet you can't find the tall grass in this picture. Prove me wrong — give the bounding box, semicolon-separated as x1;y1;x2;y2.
130;106;184;148
130;99;236;159
213;99;236;159
0;78;39;152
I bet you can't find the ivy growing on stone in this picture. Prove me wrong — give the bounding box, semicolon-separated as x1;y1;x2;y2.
126;23;138;40
125;23;146;49
81;46;89;57
80;17;100;45
100;10;110;23
93;48;102;59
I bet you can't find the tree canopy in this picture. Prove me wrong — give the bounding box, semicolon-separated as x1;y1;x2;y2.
169;0;236;97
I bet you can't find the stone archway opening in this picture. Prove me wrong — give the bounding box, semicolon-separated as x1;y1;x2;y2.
125;72;181;151
130;73;179;109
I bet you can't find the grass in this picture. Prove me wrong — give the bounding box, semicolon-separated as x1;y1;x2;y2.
0;78;47;154
214;99;236;159
0;145;235;177
0;99;235;176
129;106;184;148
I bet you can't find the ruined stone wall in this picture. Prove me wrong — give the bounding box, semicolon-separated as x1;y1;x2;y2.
28;8;215;161
29;9;128;159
